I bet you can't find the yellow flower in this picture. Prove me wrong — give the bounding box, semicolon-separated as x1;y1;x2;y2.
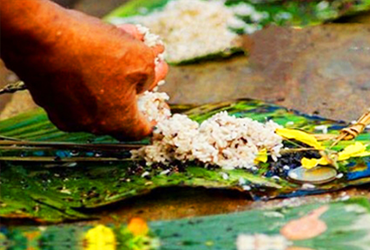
84;225;116;250
127;218;149;236
275;128;324;150
301;142;370;169
254;149;268;163
301;157;329;169
354;151;370;157
337;142;367;161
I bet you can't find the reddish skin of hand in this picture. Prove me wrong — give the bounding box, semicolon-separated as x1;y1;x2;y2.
0;0;168;140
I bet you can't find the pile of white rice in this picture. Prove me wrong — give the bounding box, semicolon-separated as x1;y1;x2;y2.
111;0;269;63
134;24;283;170
132;110;283;170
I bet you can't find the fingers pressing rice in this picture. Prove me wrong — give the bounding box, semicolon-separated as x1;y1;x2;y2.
133;25;283;170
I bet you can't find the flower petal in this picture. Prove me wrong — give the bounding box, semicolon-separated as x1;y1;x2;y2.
127;217;149;236
353;151;370;158
254;149;268;163
85;225;116;250
301;157;329;169
276;128;324;150
338;142;367;161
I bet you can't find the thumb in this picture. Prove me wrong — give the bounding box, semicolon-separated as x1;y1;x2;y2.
105;98;154;141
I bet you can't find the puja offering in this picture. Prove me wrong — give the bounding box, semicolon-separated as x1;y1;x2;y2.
1;4;370;250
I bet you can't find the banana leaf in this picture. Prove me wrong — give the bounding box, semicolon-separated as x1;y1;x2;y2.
106;0;370;25
104;0;370;64
1;197;370;250
0;99;369;222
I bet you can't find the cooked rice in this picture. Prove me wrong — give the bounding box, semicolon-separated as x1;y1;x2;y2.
133;105;283;170
136;26;170;123
137;91;171;123
134;24;283;170
112;0;267;63
135;24;163;48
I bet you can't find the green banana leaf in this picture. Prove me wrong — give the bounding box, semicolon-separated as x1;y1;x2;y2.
2;198;370;250
225;0;370;26
106;0;370;26
104;0;370;64
0;99;369;222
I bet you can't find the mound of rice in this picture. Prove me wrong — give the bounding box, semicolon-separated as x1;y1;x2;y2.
132;109;283;170
112;0;267;63
134;24;283;170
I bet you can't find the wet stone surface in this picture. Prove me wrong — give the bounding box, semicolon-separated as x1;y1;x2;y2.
162;24;370;122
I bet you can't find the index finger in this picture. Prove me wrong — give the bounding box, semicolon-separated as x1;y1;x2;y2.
117;24;165;56
117;24;145;41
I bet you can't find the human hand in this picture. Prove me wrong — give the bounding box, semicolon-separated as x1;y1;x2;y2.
0;0;168;140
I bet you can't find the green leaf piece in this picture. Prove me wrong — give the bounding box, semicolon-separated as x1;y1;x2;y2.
225;0;370;27
2;198;370;249
105;0;370;27
104;0;172;20
152;198;370;250
0;99;369;222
